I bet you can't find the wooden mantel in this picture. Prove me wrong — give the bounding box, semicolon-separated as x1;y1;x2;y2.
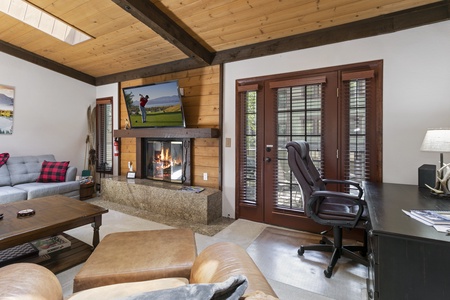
114;128;220;139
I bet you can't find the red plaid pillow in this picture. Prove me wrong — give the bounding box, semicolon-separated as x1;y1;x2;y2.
36;160;70;183
0;153;9;168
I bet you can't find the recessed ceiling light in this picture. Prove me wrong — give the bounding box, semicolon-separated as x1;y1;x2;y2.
0;0;92;45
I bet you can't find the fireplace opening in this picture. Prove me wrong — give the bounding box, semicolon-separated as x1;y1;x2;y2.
144;139;189;183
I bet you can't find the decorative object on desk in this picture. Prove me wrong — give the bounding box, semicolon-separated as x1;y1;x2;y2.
30;235;71;256
420;128;450;196
425;163;450;196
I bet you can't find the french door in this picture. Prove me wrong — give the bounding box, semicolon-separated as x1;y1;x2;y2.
235;61;382;231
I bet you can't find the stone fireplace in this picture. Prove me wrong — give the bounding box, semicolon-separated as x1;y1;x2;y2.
114;127;220;186
109;128;222;224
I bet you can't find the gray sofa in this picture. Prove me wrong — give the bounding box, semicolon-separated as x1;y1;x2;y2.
0;155;79;204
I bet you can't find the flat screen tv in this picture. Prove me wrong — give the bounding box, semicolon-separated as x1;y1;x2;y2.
122;80;186;128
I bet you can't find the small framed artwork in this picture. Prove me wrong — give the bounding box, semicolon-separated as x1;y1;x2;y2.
0;85;14;135
126;172;136;179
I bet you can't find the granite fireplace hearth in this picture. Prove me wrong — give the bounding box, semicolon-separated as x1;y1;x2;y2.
101;177;222;224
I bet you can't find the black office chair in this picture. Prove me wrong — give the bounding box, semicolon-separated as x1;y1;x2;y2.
285;140;368;278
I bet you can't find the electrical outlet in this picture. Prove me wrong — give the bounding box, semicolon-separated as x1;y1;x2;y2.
203;173;208;181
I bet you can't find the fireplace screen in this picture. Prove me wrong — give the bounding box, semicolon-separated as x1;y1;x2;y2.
146;140;184;183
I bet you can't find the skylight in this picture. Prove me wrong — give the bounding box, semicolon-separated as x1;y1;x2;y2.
0;0;92;45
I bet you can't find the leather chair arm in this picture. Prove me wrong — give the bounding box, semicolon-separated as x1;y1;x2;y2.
322;179;363;198
0;263;63;300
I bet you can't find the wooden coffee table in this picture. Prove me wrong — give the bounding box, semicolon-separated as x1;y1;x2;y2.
0;195;108;273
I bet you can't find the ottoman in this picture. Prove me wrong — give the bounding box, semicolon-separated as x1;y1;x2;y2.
73;228;197;293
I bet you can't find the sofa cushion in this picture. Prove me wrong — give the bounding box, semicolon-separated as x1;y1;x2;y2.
0;153;9;167
15;181;80;199
36;160;70;183
7;155;56;186
0;186;27;203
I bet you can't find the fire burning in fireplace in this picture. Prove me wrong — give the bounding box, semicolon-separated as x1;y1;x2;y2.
146;140;185;183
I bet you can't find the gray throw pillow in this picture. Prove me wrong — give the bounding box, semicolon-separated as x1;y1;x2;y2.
124;275;248;300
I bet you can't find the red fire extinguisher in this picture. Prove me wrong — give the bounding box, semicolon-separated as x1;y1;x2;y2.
114;138;120;156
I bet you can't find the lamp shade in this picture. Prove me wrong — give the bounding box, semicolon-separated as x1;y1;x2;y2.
420;129;450;152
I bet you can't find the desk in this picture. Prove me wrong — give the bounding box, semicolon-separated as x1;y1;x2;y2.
364;182;450;299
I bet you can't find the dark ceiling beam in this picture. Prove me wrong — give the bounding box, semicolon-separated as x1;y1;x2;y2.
213;0;450;64
96;58;202;86
111;0;214;65
0;40;96;85
97;0;450;85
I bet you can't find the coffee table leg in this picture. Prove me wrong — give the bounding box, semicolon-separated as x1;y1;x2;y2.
91;215;102;248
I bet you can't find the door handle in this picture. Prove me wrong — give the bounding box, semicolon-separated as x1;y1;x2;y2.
265;157;271;162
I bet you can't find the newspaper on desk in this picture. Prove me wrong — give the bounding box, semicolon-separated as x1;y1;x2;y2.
402;209;450;233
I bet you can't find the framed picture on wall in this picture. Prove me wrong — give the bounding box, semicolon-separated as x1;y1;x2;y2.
0;85;14;135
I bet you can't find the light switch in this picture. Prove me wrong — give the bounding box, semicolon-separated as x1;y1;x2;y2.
225;138;231;147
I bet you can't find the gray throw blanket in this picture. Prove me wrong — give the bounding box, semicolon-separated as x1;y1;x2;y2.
124;275;248;300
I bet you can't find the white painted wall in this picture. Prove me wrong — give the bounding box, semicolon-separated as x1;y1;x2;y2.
0;52;96;174
222;20;450;218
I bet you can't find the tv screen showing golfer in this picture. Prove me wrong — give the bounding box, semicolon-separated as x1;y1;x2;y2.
122;80;186;128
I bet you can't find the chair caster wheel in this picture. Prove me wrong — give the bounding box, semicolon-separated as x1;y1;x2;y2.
298;247;305;256
324;268;332;278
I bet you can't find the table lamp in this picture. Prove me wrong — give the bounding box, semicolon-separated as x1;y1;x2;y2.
420;128;450;195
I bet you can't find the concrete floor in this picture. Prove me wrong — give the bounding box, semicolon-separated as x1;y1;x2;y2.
58;202;368;300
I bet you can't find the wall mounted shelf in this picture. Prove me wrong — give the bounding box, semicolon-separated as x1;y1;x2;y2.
114;128;220;139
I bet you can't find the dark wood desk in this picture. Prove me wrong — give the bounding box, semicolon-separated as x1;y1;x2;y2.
364;182;450;299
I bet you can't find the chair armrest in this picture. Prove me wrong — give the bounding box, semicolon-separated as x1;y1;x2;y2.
322;179;363;198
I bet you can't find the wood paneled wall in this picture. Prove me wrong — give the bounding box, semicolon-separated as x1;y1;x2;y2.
118;65;221;189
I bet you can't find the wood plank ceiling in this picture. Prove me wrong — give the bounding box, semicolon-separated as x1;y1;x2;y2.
0;0;448;86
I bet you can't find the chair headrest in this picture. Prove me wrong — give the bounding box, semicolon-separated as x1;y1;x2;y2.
298;141;309;160
286;141;309;161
